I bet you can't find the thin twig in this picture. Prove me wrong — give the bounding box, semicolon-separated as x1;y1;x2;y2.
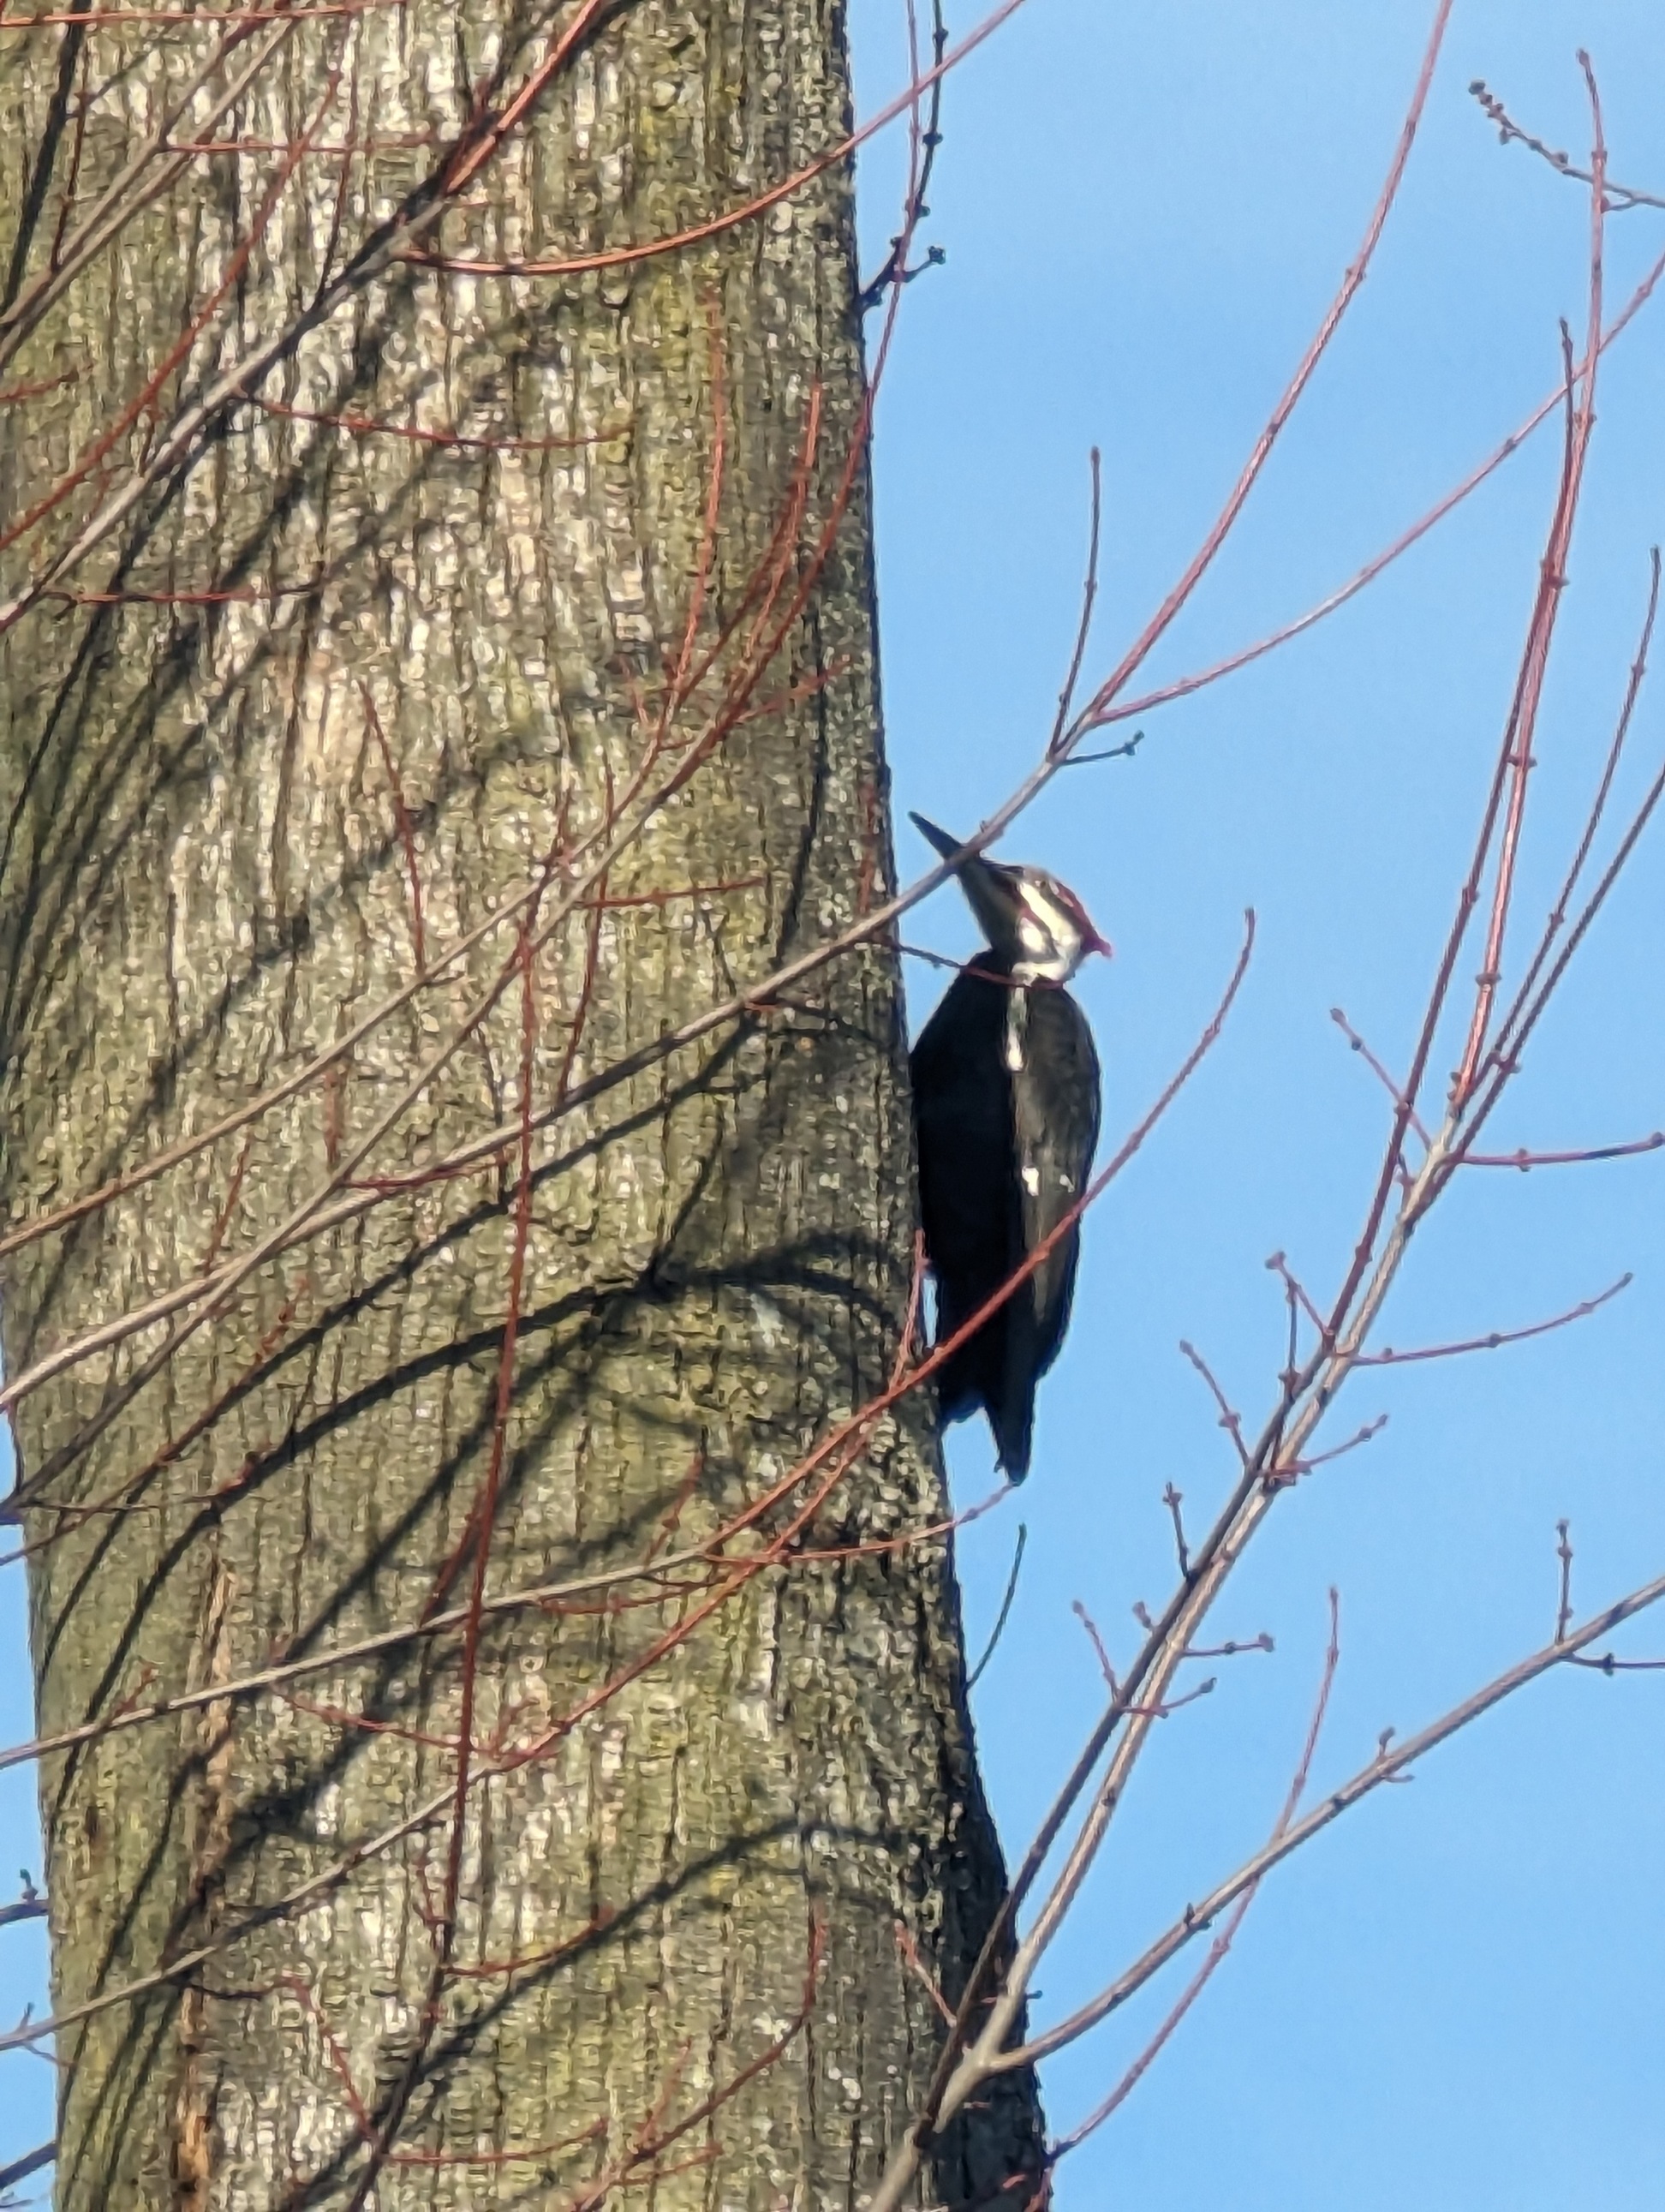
1161;1486;1191;1580
967;1525;1028;1689
1555;1520;1576;1642
1177;1343;1248;1468
1048;448;1103;753
1356;1274;1630;1366
1469;77;1665;213
1072;1600;1119;1695
1067;251;1665;748
1060;0;1456;750
1451;58;1607;1106
858;0;951;311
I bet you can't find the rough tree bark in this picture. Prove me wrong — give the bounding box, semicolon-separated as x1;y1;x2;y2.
0;3;1043;2207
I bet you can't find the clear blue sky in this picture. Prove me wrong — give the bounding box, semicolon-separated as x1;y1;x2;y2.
3;3;1664;2197
852;2;1665;2205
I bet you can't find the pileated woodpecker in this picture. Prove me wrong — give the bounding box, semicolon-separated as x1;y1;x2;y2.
908;814;1109;1480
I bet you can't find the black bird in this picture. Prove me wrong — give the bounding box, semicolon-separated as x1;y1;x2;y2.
909;814;1108;1480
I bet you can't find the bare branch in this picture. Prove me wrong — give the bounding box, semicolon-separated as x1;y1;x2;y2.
1470;75;1665;212
988;1567;1665;2077
1356;1273;1630;1366
1063;0;1457;747
1041;1591;1341;2157
1048;448;1103;755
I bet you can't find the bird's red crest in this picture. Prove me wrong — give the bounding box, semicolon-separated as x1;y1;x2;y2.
1049;879;1113;960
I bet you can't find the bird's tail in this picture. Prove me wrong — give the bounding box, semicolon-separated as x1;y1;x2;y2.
931;1339;983;1429
988;1388;1034;1484
929;1306;1035;1480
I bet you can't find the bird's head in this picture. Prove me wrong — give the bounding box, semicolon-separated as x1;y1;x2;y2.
911;813;1113;986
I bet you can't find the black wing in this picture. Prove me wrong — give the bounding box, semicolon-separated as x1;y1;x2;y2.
912;974;1100;1480
910;971;1022;1426
1009;983;1101;1389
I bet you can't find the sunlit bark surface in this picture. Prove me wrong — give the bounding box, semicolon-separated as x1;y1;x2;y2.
0;4;1043;2205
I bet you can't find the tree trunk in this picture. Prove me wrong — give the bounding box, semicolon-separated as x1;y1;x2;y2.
0;6;1043;2209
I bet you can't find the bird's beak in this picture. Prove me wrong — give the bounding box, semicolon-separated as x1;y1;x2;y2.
910;811;982;870
910;813;1026;946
